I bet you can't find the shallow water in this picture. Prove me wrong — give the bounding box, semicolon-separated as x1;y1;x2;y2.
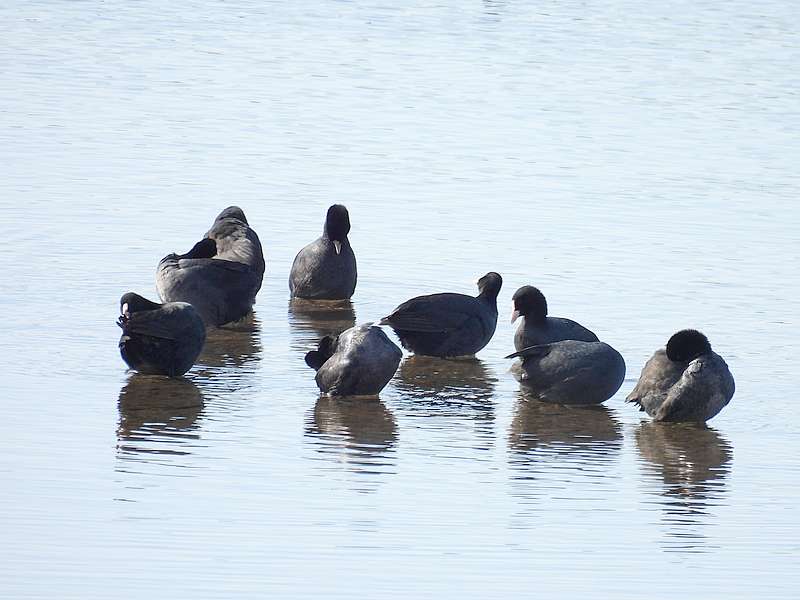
2;1;799;597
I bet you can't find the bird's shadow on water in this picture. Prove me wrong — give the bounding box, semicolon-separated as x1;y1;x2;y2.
304;395;398;492
635;421;733;554
116;375;205;459
287;299;356;352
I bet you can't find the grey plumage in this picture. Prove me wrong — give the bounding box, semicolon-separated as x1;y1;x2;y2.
627;330;735;422
506;340;626;405
117;292;206;377
289;204;357;300
156;206;265;327
305;324;402;397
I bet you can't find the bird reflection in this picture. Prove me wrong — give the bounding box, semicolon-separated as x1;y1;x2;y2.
509;391;623;476
482;0;506;17
636;422;733;553
506;393;623;523
288;299;356;351
116;375;204;458
196;312;263;369
395;356;496;407
190;313;262;400
509;391;623;454
393;355;497;441
305;396;397;487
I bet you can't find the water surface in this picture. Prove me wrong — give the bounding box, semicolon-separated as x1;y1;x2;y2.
2;1;799;598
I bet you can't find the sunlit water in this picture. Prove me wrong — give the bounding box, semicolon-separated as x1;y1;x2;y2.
2;1;799;597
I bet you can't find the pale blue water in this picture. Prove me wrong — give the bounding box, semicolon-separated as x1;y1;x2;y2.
1;1;799;598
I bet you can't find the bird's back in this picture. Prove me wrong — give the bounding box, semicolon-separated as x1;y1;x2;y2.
119;302;205;376
383;293;496;357
515;316;598;351
655;352;735;422
315;325;402;396
206;216;265;277
515;340;625;405
626;349;689;417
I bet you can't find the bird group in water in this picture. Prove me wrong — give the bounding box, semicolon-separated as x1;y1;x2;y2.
118;205;735;423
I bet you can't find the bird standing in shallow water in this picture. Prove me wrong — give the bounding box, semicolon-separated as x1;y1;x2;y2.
290;205;357;300
156;206;265;327
380;272;502;358
506;339;626;405
627;329;735;422
305;324;402;397
117;292;206;377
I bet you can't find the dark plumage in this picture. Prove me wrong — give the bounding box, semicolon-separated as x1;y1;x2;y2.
627;329;735;422
117;292;206;377
305;324;402;397
156;206;265;327
511;285;598;351
289;205;357;300
380;272;502;358
506;340;626;405
666;328;713;361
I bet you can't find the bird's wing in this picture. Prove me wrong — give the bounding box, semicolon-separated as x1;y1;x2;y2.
505;344;552;360
655;358;710;421
382;294;473;333
118;311;177;341
316;357;357;396
176;257;250;273
559;318;599;342
206;221;263;269
625;350;682;407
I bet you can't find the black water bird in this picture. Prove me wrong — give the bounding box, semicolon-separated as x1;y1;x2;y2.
289;205;356;300
506;339;626;405
156;206;265;327
117;292;206;377
511;285;598;351
380;272;502;358
627;329;735;422
305;324;402;397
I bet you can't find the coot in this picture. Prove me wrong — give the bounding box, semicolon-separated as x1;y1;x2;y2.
380;272;502;358
117;292;206;377
511;285;598;351
627;329;735;422
156;206;265;327
305;324;402;397
506;339;626;405
290;204;357;300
